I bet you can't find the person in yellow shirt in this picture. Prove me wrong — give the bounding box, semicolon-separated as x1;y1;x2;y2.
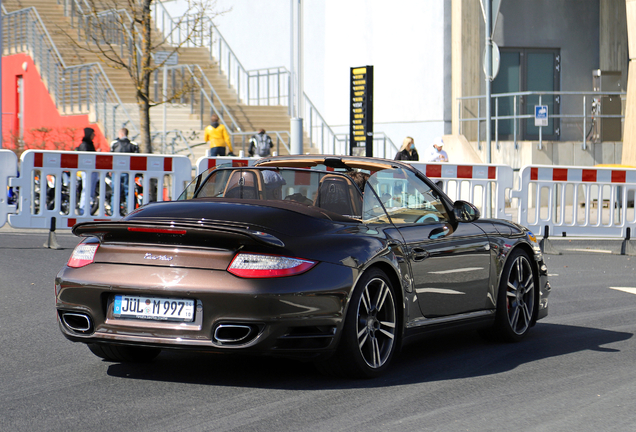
204;114;233;156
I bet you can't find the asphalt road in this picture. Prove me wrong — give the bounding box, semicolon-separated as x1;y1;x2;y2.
2;228;636;431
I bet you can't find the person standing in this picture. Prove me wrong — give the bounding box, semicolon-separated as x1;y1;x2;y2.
426;137;449;162
248;129;274;157
76;127;98;215
110;128;139;215
394;136;419;161
204;114;233;157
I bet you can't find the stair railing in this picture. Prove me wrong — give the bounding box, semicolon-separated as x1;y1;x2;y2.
151;1;291;110
152;1;350;156
2;6;138;141
62;0;241;136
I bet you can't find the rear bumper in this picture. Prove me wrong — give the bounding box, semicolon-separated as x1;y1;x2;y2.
56;261;355;356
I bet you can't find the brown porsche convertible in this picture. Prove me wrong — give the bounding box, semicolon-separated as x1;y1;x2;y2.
55;155;550;378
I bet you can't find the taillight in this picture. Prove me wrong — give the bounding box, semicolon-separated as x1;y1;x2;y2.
227;253;317;278
68;241;99;268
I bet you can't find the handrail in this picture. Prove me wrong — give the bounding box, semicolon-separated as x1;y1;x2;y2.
65;0;241;134
151;1;341;156
2;6;139;140
457;90;627;151
188;64;241;131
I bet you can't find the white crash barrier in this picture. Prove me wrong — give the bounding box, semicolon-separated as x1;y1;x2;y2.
196;155;260;175
511;165;636;238
8;150;193;230
409;162;514;220
0;150;18;228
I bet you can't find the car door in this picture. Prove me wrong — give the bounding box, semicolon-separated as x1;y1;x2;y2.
364;167;491;318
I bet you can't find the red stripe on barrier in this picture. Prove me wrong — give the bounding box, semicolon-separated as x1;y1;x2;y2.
295;171;311;185
208;159;216;169
232;159;249;167
96;155;112;170
531;167;538;181
130;156;147;171
164;158;172;171
67;218;76;227
582;169;597;182
488;166;496;179
553;169;568;181
60;154;78;169
34;152;43;167
457;166;472;179
426;165;441;178
612;170;626;183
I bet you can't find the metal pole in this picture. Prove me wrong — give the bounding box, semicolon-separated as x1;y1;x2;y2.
1;0;3;148
290;0;303;154
538;94;543;150
582;95;587;150
485;0;492;164
163;64;167;154
484;0;492;218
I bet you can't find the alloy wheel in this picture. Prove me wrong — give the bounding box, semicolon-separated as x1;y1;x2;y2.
505;255;535;335
356;277;397;369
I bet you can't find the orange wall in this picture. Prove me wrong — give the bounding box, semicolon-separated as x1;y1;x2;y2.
2;54;108;152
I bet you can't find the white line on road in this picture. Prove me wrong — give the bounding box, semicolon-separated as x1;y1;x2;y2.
564;248;613;254
609;287;636;295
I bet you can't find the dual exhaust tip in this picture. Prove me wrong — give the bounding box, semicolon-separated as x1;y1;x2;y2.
213;323;260;346
61;313;259;345
60;312;93;334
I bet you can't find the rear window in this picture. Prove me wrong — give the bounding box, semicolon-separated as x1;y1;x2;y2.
180;168;365;218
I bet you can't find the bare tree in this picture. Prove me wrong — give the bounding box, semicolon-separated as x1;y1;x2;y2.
61;0;221;153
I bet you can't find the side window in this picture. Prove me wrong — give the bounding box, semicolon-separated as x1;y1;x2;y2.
364;168;449;224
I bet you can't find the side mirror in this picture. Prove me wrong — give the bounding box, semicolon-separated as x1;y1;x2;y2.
453;200;480;222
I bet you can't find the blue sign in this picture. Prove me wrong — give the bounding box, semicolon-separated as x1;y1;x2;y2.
534;105;548;127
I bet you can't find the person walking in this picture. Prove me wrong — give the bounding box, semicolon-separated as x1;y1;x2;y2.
426;137;448;162
394;136;419;161
204;114;233;157
110;128;139;215
248;129;274;157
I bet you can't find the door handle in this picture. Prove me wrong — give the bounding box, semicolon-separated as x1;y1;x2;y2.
411;247;430;261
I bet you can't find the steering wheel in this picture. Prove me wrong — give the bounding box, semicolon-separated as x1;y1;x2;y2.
415;213;440;223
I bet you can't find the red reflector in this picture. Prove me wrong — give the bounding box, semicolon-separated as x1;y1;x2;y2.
127;227;186;234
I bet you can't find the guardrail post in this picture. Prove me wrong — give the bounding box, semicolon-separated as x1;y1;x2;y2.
537;219;559;254
622;227;635;255
43;217;61;249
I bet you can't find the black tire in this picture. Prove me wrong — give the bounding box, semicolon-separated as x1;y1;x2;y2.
489;249;536;342
316;268;398;378
88;343;161;363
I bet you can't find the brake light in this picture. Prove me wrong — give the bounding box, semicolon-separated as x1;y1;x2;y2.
68;242;99;268
227;253;317;278
128;227;186;235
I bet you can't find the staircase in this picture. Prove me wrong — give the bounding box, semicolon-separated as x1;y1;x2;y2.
3;0;312;163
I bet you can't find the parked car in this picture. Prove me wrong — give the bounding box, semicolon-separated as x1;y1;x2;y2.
55;155;550;378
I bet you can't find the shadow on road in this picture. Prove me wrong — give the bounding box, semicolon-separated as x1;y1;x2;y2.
105;322;632;389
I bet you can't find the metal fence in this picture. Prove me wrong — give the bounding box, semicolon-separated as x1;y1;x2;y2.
2;7;139;141
150;1;347;156
457;91;626;150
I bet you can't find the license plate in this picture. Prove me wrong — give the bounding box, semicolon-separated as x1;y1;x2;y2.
113;295;195;322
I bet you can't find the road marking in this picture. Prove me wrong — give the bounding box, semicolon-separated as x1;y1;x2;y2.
548;274;559;277
609;287;636;295
564;248;613;254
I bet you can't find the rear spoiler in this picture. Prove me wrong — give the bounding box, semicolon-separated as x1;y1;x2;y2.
72;220;285;248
